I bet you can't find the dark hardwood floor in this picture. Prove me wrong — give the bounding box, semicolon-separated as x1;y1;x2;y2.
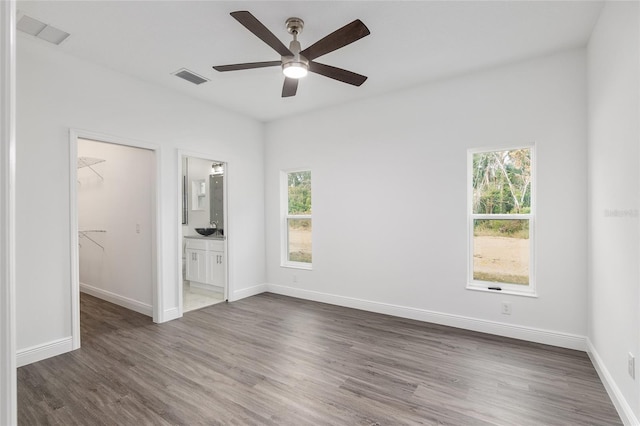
18;293;620;425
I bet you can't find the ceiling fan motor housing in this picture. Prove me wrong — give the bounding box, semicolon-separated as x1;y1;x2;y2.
282;17;308;76
285;17;304;35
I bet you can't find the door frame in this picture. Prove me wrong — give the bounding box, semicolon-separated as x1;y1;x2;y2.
69;129;163;349
0;0;16;423
177;151;229;315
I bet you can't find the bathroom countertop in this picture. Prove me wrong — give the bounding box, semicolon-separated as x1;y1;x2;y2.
184;234;225;240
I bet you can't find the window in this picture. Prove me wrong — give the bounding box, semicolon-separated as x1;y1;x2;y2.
468;146;535;295
282;170;312;269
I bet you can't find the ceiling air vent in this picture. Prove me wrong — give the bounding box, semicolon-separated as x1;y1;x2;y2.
173;69;209;85
17;13;70;45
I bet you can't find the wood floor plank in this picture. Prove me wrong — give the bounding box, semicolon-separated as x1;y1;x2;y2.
18;293;621;425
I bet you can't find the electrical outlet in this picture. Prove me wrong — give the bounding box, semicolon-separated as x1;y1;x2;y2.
629;353;635;379
501;302;512;315
292;275;297;283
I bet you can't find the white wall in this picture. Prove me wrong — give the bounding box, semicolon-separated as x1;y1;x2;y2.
77;139;154;314
265;49;588;347
16;37;266;359
587;1;640;423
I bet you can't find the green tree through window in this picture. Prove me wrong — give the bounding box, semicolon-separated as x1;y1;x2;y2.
472;149;531;214
288;171;312;215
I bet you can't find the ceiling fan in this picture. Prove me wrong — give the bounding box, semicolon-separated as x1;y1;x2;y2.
213;11;370;97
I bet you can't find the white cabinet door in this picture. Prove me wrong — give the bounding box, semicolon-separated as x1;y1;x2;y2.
205;251;216;285
209;251;225;287
186;249;206;283
185;249;197;281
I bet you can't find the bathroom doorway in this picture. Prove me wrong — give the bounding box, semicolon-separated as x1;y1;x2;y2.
69;131;161;349
179;154;228;313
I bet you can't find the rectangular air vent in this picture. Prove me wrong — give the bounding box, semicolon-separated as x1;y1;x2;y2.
173;69;209;85
17;14;70;45
16;15;46;36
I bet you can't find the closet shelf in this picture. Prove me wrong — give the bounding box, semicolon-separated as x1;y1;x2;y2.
78;230;106;250
78;157;105;180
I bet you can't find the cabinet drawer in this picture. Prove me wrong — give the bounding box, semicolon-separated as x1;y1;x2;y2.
208;240;224;251
185;238;208;250
185;238;224;251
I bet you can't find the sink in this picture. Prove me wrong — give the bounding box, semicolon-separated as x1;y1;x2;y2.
195;228;216;236
195;228;224;237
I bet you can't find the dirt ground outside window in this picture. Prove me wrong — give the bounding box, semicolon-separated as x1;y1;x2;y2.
473;235;529;285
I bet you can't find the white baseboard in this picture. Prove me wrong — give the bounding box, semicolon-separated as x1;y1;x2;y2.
587;340;638;425
80;282;152;317
266;284;587;351
17;336;73;367
162;307;180;322
190;282;223;293
232;283;268;301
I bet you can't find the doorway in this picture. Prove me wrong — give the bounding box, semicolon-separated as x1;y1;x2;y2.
69;130;161;349
179;155;228;313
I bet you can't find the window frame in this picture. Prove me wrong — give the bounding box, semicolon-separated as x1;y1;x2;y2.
281;168;312;270
466;145;536;297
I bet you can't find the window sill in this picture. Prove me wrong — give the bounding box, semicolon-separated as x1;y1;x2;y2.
281;262;312;271
466;284;538;298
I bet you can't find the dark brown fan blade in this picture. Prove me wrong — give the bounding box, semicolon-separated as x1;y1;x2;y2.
308;61;367;86
230;11;293;57
282;77;298;97
300;19;370;61
213;61;281;72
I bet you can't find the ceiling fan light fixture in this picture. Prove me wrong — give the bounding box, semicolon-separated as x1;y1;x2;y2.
282;62;308;79
282;31;308;79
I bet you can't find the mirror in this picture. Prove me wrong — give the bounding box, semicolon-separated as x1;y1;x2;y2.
209;165;224;231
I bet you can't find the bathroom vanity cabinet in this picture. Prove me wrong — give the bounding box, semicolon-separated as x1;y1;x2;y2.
185;237;225;291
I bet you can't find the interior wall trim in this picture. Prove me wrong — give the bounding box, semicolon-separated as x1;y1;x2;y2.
266;284;587;351
587;339;638;426
163;307;180;322
232;283;268;302
0;0;17;424
176;150;230;318
80;283;152;317
16;337;73;368
69;128;164;353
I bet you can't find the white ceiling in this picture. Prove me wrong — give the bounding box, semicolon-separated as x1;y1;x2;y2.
16;1;603;122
